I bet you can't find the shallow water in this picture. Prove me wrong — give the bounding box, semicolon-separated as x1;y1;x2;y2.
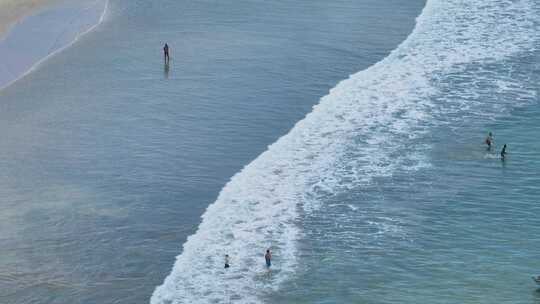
0;0;425;303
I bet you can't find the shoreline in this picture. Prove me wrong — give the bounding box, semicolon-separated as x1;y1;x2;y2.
0;0;108;92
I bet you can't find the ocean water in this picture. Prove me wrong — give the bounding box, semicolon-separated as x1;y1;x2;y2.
152;0;540;303
0;0;425;303
1;0;538;303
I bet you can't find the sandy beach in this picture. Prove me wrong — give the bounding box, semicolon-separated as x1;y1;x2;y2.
0;0;107;91
0;0;60;39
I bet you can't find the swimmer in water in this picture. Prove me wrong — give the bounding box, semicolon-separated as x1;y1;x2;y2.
224;254;230;269
485;132;493;150
265;249;272;269
500;144;507;160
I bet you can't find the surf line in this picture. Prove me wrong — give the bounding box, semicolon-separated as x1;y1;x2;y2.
0;0;110;93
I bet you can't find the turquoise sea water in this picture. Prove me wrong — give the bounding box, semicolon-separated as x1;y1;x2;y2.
0;0;425;303
1;0;539;304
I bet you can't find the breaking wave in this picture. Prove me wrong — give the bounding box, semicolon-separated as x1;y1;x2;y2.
151;0;538;303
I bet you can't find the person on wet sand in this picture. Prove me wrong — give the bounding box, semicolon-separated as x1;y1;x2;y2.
265;249;272;269
224;254;230;269
500;144;507;160
163;43;170;64
485;132;493;149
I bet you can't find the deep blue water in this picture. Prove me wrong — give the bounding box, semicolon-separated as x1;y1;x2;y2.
0;0;425;303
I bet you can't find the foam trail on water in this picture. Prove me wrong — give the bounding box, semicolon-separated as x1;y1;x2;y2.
151;0;538;303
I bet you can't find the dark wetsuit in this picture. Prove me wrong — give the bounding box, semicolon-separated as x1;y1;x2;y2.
163;44;170;64
500;145;507;159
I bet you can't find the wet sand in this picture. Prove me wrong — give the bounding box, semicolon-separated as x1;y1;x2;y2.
0;0;107;91
0;0;60;39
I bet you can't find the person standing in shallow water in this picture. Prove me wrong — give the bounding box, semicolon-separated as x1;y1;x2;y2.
500;144;507;160
224;254;230;269
265;249;272;269
485;132;493;150
163;43;170;64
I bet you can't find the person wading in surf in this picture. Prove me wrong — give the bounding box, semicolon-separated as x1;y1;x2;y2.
224;254;230;269
485;132;493;150
265;249;272;269
163;43;170;64
500;144;507;160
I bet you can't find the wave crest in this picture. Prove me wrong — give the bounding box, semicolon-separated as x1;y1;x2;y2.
151;0;538;303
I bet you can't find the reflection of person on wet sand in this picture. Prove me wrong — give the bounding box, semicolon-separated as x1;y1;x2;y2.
163;63;169;79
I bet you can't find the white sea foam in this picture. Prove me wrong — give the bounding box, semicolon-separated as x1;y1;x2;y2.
151;0;538;303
